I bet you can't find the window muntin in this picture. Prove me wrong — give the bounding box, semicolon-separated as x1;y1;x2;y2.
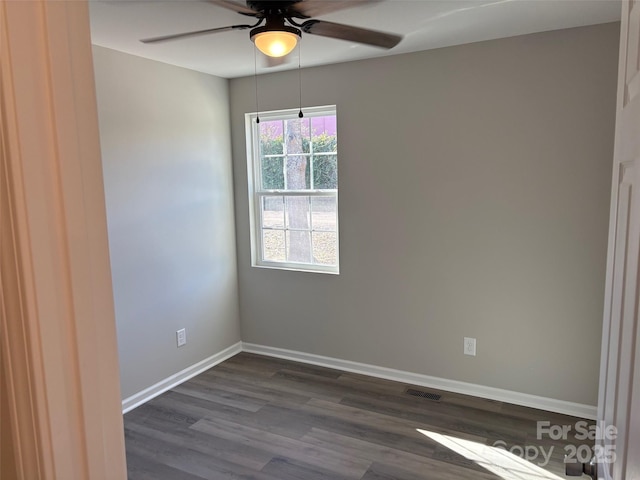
246;106;338;274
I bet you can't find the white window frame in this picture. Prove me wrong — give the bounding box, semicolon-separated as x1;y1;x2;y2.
245;105;339;274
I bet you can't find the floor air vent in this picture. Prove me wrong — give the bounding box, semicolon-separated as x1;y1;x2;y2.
405;388;442;401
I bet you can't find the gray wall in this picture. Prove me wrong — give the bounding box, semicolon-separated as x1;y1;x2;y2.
229;23;619;405
93;46;240;398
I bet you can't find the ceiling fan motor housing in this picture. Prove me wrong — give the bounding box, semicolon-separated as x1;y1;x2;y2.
246;1;303;16
250;14;301;40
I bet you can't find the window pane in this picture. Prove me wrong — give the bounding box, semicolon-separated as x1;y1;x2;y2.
286;230;312;264
263;230;285;261
262;196;284;228
312;154;337;190
285;196;310;229
284;154;310;190
311;197;337;232
311;116;337;153
284;117;310;154
311;116;337;137
312;232;337;265
260;120;283;155
261;156;284;189
312;134;337;153
285;195;311;263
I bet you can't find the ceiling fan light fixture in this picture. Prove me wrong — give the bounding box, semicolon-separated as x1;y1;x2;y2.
251;25;301;58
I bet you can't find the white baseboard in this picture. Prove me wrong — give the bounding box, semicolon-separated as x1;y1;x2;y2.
242;342;597;420
121;341;242;413
122;340;597;419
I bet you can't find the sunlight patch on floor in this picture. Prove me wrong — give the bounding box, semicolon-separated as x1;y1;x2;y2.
417;429;564;480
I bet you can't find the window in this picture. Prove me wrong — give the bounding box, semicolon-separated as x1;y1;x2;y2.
246;106;339;274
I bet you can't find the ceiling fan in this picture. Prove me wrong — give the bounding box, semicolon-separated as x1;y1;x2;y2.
140;0;403;59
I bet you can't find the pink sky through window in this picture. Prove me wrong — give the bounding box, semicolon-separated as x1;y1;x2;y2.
260;115;336;139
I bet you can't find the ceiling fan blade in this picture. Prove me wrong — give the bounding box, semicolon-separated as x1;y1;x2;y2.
206;0;259;17
140;24;251;44
300;20;401;49
288;0;370;19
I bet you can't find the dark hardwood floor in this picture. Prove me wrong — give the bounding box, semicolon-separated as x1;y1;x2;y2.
124;353;593;479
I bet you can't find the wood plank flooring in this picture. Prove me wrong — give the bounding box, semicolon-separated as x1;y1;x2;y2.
124;353;593;479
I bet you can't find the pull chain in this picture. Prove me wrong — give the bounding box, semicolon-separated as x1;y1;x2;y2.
254;46;260;123
298;40;303;118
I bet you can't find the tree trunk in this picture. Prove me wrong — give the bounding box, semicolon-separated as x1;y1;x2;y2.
285;119;311;262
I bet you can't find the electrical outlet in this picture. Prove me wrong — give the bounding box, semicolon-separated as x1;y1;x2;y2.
176;328;187;347
464;337;476;356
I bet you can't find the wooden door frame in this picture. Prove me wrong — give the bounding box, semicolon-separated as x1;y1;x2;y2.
0;1;126;478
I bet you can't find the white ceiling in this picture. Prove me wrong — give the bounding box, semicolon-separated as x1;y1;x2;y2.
89;0;621;79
